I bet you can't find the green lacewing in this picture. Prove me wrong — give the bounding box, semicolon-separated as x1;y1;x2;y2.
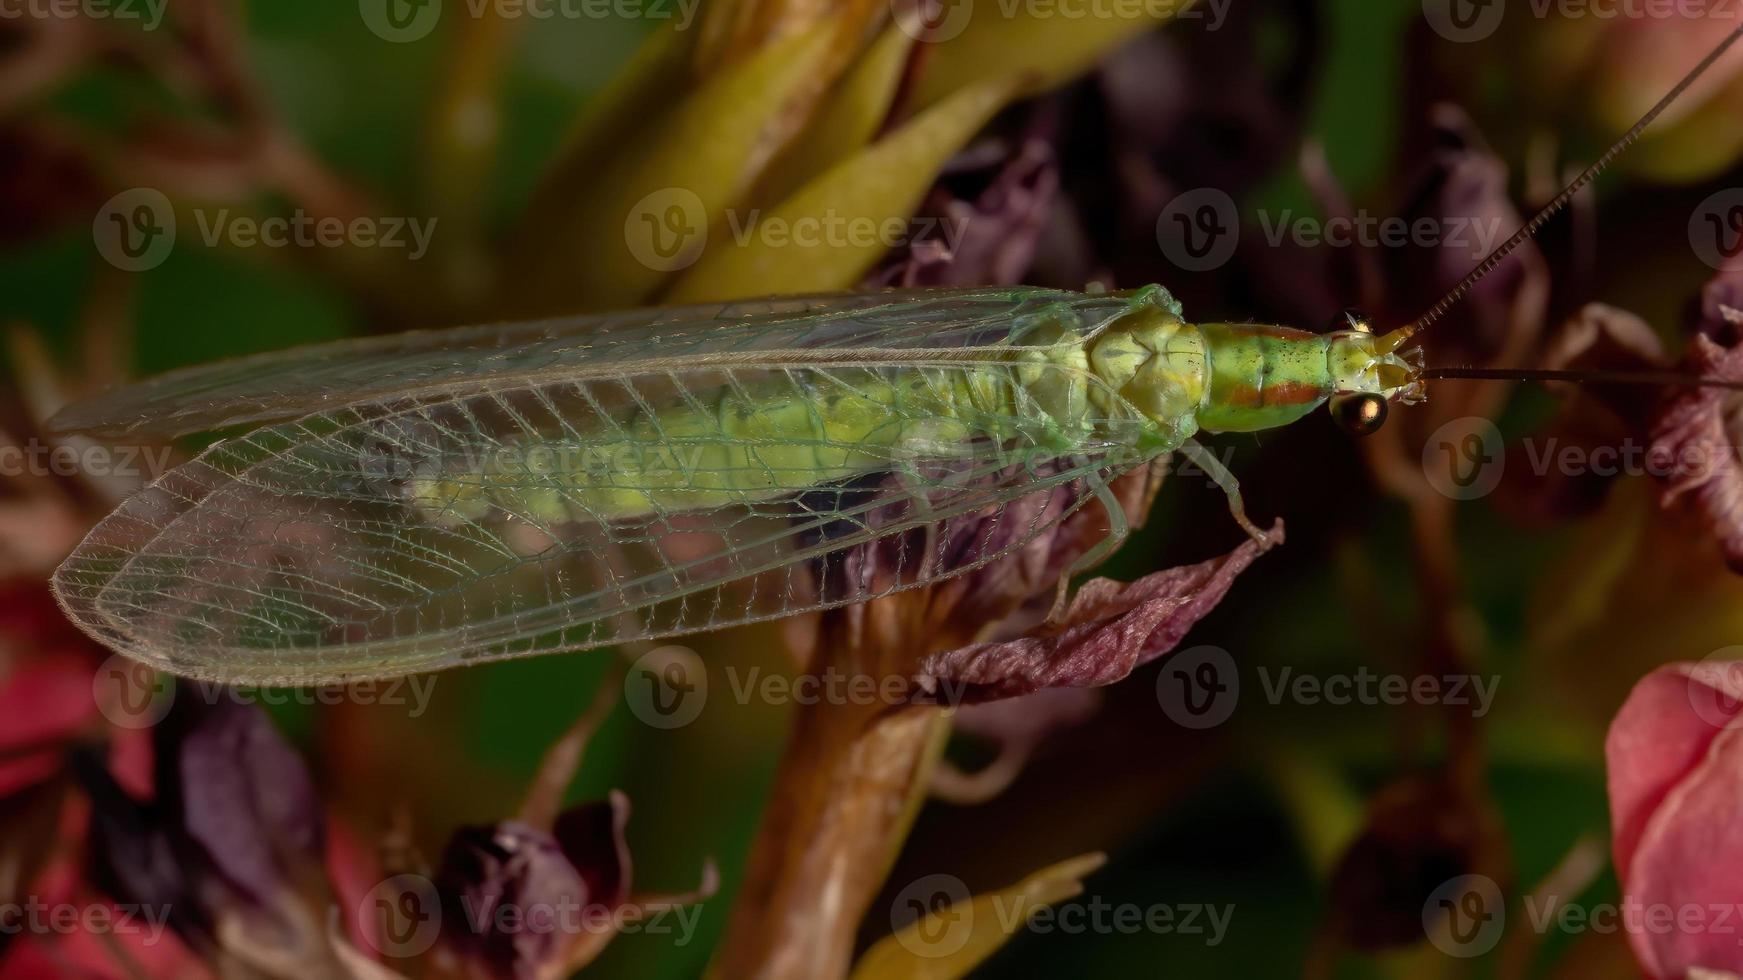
47;24;1743;685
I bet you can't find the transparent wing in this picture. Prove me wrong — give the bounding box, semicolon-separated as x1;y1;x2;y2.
52;359;1162;684
48;286;1163;440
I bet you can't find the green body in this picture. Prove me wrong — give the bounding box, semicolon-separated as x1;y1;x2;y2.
420;289;1390;525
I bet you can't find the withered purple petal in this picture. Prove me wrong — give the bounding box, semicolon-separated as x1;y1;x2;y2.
1699;272;1743;344
175;696;324;906
437;820;593;979
551;791;632;912
1652;333;1743;571
71;746;209;946
871;139;1059;288
909;522;1281;703
436;793;638;979
73;694;326;953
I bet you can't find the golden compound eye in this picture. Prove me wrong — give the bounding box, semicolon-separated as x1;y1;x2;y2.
1330;393;1388;436
1331;308;1373;334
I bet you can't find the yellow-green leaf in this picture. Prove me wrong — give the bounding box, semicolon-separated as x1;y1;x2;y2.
663;72;1022;303
909;0;1199;109
754;23;916;206
501;25;832;313
695;0;887;77
516;22;697;225
849;853;1107;980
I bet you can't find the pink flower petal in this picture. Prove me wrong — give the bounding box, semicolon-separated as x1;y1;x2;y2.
1607;662;1743;977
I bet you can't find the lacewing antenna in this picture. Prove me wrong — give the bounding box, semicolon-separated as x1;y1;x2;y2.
1382;20;1743;354
1418;365;1743;391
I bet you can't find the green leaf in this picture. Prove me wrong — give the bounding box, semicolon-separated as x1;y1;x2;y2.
909;0;1198;109
850;853;1107;980
501;24;833;312
663;73;1021;302
753;24;916;206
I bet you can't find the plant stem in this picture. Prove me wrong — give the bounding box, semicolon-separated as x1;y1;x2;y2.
709;662;950;978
